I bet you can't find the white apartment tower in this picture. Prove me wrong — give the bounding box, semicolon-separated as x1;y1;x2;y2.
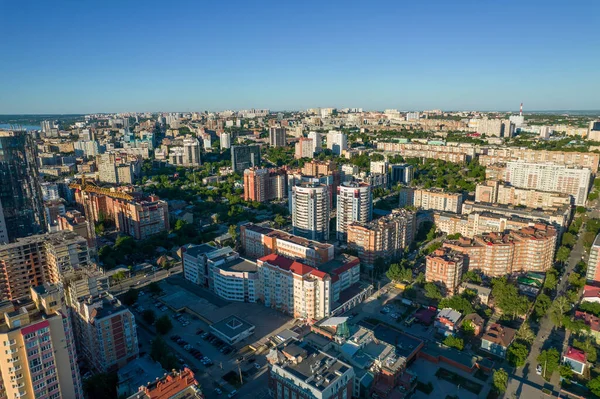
290;181;330;241
336;182;372;241
326;131;347;155
220;132;231;149
182;137;201;166
307;131;322;154
269;127;286;147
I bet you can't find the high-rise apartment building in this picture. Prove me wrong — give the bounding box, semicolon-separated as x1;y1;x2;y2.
269;127;286;147
347;209;416;267
390;164;414;185
243;167;286;202
307;131;322;154
443;225;557;277
182;137;201;166
400;188;463;213
290;181;330;241
587;234;600;284
370;161;389;175
0;284;83;399
426;248;465;293
71;294;138;372
74;190;169;240
231;145;261;173
96;153;140;185
0;131;45;243
220;132;231;149
294;138;314;159
376;142;472;163
493;161;592;206
240;223;335;267
480;148;600;174
0;231;90;301
326;131;347;155
475;180;573;209
336;182;372;241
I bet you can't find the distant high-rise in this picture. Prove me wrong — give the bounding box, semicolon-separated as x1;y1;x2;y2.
294;138;314;159
243;167;286;202
336;182;372;241
291;181;330;241
231;145;261;173
220;132;231;149
390;164;414;185
182;137;201;166
326;131;347;155
269;127;286;147
0;130;45;243
307;131;322;154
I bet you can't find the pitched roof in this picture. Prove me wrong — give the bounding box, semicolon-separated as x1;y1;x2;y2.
482;323;516;347
575;310;600;332
564;347;586;363
258;254;322;277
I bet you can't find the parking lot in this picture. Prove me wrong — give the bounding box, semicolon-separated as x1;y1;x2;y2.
130;276;296;397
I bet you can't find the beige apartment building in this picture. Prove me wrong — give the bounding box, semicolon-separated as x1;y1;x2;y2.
426;248;465;293
336;181;373;241
400;188;463;213
240;223;334;267
487;161;592;206
433;211;551;238
347;208;416;267
376;142;474;162
0;284;83;399
475;180;573;209
480;148;600;174
443;225;557;277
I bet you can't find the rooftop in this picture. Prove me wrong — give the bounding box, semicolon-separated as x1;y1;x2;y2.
259;254;329;279
210;315;254;339
182;243;218;258
564;347;587;363
437;308;462;324
218;257;257;273
482;323;517;347
118;357;165;397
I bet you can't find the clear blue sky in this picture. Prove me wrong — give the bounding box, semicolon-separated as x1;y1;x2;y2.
1;0;598;113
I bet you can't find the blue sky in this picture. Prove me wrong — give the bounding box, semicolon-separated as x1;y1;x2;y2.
1;0;598;113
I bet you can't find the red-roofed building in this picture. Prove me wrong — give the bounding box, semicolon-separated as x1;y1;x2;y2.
583;285;600;304
257;254;333;319
127;368;202;399
575;311;600;343
563;347;587;375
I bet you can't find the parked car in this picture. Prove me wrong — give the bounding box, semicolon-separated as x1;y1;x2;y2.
215;388;222;395
228;390;237;398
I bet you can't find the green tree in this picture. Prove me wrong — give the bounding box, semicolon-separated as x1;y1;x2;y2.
588;376;600;396
576;206;587;214
534;293;552;319
537;348;560;378
559;364;573;380
386;263;413;283
573;338;597;362
443;335;464;350
122;289;139;306
561;232;577;248
556;246;571;263
543;270;558;290
112;270;126;283
516;322;535;344
439;296;474;315
155;315;173;335
579;301;600;316
461;320;476;337
274;214;286;228
493;369;508;393
142;309;156;325
147;282;162;295
426;224;437;241
150;335;179;370
549;296;570;327
424;283;442;300
228;225;238;245
507;341;529;367
461;270;482;284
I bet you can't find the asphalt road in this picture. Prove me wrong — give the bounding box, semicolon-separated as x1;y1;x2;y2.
505;220;587;397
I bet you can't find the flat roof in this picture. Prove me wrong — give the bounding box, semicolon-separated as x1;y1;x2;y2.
183;243;217;258
372;324;423;360
218;257;257;273
210;315;254;339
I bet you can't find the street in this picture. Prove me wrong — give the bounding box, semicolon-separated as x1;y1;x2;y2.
506;219;587;397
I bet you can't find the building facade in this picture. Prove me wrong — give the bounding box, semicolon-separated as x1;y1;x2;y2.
243;167;286;202
294;137;314;159
411;188;463;213
269;127;286;147
290;181;330;241
426;248;465;293
475;180;573;209
0;130;45;243
336;182;372;241
231;145;261;173
347;209;416;267
587;234;600;283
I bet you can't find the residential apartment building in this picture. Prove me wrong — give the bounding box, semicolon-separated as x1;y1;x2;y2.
370;161;389;175
400;188;462;213
475;180;573;209
336;182;372;241
256;254;361;320
0;284;83;399
433;211;552;238
71;294;138;372
471;118;513;137
240;223;334;267
488;161;591;206
0;231;90;301
0;130;45;243
426;248;465;293
96;153;140;184
243;167;286;202
461;201;570;233
231;145;261;173
220;132;231;149
182;137;201;166
57;210;96;250
75;191;169;240
390;164;414;185
268;341;354;399
480;148;600;174
307;131;322;154
294;137;314;159
347;208;416;267
269;127;286;147
376;142;471;163
290;181;330;241
326;131;347;155
587;234;600;283
443;225;557;277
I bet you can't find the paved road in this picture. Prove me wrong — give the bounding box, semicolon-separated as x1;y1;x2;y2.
505;220;587;397
110;266;182;295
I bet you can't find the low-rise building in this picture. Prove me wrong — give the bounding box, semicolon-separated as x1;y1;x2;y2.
210;315;255;345
434;308;462;336
481;323;516;358
460;313;485;336
125;368;202;399
562;347;587;375
458;282;491;305
574;310;600;343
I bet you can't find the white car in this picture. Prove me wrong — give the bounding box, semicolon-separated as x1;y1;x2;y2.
536;364;542;375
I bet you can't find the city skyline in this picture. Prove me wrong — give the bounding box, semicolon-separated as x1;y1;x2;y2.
1;0;599;113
